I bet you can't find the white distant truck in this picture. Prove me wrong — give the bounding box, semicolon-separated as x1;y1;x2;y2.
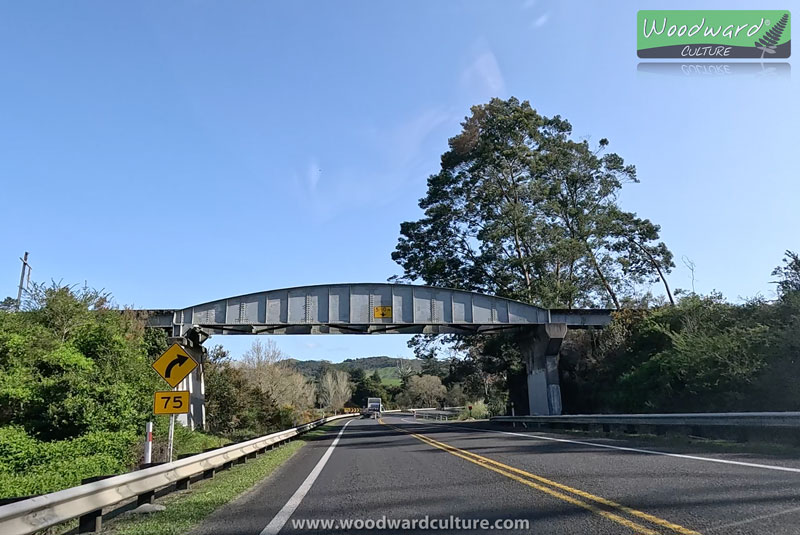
365;397;383;418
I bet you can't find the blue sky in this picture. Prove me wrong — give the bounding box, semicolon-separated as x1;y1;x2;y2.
1;1;798;362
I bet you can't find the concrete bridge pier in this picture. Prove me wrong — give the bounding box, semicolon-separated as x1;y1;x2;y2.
520;323;567;415
172;326;207;431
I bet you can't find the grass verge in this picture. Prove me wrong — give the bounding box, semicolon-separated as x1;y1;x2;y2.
103;425;334;535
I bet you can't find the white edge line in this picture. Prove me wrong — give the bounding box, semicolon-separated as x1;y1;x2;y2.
395;415;800;474
260;419;353;535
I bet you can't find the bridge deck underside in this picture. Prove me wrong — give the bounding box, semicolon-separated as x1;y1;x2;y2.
194;323;529;335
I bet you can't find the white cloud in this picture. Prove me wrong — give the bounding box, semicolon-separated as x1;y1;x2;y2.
288;107;453;222
533;13;549;28
307;159;321;192
388;108;451;166
460;49;506;97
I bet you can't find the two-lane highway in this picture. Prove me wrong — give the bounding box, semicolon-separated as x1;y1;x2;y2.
192;414;800;534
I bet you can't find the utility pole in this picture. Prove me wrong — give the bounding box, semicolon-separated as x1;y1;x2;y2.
16;252;32;311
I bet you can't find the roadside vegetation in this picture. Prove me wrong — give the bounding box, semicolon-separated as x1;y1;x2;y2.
561;256;800;413
0;287;321;498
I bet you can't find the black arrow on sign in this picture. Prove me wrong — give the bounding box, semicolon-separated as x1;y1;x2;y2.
165;353;189;378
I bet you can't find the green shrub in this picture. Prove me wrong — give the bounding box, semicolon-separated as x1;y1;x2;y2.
458;401;489;420
0;425;140;497
0;453;125;497
0;426;40;473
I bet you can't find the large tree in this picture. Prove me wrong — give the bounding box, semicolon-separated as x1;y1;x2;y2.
392;97;674;309
404;375;447;408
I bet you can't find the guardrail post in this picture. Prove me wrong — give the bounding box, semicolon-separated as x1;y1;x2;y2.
78;475;114;533
78;508;102;534
176;477;191;490
202;467;215;480
137;490;155;506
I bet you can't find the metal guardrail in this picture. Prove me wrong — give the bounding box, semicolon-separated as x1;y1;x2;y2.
413;408;463;421
490;412;800;428
0;414;356;535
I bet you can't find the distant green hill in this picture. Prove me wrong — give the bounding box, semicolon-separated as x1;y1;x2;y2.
285;356;421;385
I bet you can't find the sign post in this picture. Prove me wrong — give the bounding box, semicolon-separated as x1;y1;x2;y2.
152;390;190;463
167;415;175;463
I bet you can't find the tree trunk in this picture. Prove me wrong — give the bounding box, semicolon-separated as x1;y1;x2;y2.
586;246;620;309
630;239;675;306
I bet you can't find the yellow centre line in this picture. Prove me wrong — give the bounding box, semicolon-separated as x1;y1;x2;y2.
379;419;701;535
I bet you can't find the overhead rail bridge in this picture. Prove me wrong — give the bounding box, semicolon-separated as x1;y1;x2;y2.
141;283;612;426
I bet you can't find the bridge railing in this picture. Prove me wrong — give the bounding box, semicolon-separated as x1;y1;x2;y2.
0;414;357;535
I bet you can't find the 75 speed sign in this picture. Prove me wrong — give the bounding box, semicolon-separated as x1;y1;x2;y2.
153;391;190;414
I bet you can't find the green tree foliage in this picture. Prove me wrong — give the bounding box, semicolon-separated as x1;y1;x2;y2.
0;282;166;496
0;283;161;440
392;97;673;309
0;283;250;497
402;375;447;408
349;367;387;407
772;250;800;297
560;278;800;413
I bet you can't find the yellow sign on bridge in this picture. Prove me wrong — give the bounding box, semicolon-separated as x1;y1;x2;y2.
374;306;392;318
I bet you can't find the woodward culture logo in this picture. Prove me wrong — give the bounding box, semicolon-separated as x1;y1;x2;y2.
638;10;791;58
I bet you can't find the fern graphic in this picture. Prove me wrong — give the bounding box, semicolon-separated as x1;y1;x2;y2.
755;13;789;57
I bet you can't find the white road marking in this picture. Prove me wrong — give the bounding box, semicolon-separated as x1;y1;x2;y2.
259;420;353;535
705;504;800;532
396;416;800;474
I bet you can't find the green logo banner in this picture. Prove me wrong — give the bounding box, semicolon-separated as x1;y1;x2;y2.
637;10;791;58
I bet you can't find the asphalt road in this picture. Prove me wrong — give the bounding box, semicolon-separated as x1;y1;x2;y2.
192;413;800;535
